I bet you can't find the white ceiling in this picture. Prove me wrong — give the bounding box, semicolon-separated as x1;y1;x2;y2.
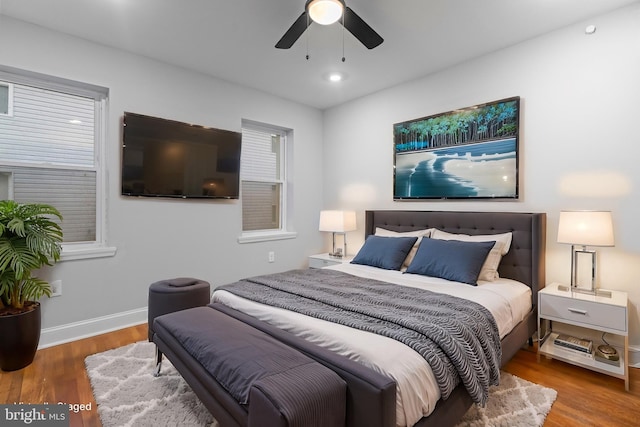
1;0;637;109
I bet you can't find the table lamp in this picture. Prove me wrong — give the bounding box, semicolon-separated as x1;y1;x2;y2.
319;210;356;258
557;210;614;297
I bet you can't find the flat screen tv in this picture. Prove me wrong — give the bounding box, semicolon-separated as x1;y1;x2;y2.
121;112;242;199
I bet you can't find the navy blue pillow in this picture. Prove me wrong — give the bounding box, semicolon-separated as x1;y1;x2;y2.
405;238;496;285
351;235;418;270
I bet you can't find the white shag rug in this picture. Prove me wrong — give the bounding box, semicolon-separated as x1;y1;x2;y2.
86;341;557;427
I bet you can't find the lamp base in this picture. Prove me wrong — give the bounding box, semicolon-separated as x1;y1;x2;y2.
328;249;344;258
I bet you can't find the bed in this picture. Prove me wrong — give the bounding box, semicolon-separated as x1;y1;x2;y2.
209;210;546;427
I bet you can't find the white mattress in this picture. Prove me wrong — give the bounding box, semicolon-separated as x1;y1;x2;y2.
212;263;532;427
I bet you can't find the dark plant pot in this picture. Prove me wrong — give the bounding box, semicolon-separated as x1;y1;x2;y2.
0;302;41;371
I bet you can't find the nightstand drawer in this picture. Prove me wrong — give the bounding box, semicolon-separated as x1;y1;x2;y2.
540;294;627;332
308;257;340;269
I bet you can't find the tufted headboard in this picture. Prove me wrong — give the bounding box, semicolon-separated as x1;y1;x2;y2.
364;210;546;303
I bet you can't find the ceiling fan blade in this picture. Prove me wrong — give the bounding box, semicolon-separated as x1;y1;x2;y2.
343;7;383;49
275;12;310;49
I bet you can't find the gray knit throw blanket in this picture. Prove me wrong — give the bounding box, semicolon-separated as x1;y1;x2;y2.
219;268;501;405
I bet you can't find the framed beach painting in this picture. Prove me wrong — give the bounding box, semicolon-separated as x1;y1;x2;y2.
393;97;520;200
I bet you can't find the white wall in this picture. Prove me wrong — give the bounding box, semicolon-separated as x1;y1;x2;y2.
323;5;640;349
0;16;326;343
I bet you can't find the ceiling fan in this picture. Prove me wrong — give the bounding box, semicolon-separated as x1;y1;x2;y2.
275;0;384;50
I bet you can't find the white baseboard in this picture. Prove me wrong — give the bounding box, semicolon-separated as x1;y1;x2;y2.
39;307;148;349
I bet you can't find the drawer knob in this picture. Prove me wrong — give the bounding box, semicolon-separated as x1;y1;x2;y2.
568;308;588;315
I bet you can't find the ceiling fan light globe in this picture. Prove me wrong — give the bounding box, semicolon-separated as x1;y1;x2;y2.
308;0;344;25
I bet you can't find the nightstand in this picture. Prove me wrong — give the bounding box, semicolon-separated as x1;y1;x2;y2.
308;253;353;269
538;283;629;391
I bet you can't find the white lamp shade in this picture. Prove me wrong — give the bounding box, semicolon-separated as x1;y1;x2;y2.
307;0;344;25
557;210;614;247
319;210;357;232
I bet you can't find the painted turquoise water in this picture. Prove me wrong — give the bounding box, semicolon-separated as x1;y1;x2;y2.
394;138;517;199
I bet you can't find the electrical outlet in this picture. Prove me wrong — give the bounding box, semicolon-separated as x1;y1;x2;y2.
268;251;275;263
50;280;62;297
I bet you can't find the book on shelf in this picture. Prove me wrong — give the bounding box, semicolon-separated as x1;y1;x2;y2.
552;344;595;359
553;334;593;354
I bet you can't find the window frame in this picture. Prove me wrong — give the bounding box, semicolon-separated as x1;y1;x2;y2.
238;120;296;243
0;65;115;261
0;81;14;117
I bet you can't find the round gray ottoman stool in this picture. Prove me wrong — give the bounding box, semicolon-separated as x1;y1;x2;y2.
148;277;210;375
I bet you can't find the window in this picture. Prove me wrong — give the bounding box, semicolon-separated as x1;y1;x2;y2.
239;120;295;242
0;67;113;259
0;82;13;116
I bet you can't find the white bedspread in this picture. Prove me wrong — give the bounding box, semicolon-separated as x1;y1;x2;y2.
211;263;531;427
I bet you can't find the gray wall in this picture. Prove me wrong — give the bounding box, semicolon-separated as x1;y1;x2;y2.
0;16;326;343
322;5;640;352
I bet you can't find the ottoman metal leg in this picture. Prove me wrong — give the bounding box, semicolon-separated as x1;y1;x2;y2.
154;345;163;377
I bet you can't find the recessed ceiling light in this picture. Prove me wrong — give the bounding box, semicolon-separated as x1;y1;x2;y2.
327;73;343;82
585;25;597;35
69;119;83;124
323;71;347;83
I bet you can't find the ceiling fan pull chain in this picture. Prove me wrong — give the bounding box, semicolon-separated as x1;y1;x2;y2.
341;14;346;62
306;13;310;60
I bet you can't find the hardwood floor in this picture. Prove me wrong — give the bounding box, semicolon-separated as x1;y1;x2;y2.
0;324;147;427
1;324;638;426
506;345;640;427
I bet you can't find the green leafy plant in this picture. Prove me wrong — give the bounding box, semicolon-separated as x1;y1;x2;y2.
0;200;63;313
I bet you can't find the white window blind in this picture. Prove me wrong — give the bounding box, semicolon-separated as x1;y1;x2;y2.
0;69;107;244
241;123;286;232
0;84;95;166
1;166;96;242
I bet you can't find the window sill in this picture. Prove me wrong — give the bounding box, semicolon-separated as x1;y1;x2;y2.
60;244;117;261
237;231;297;244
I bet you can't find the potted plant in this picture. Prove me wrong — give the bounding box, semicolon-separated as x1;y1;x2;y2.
0;200;63;371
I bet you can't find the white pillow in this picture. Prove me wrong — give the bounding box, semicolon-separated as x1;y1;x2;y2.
430;229;513;281
375;227;433;271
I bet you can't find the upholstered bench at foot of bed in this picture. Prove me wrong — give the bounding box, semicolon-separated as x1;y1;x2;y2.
152;306;347;427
